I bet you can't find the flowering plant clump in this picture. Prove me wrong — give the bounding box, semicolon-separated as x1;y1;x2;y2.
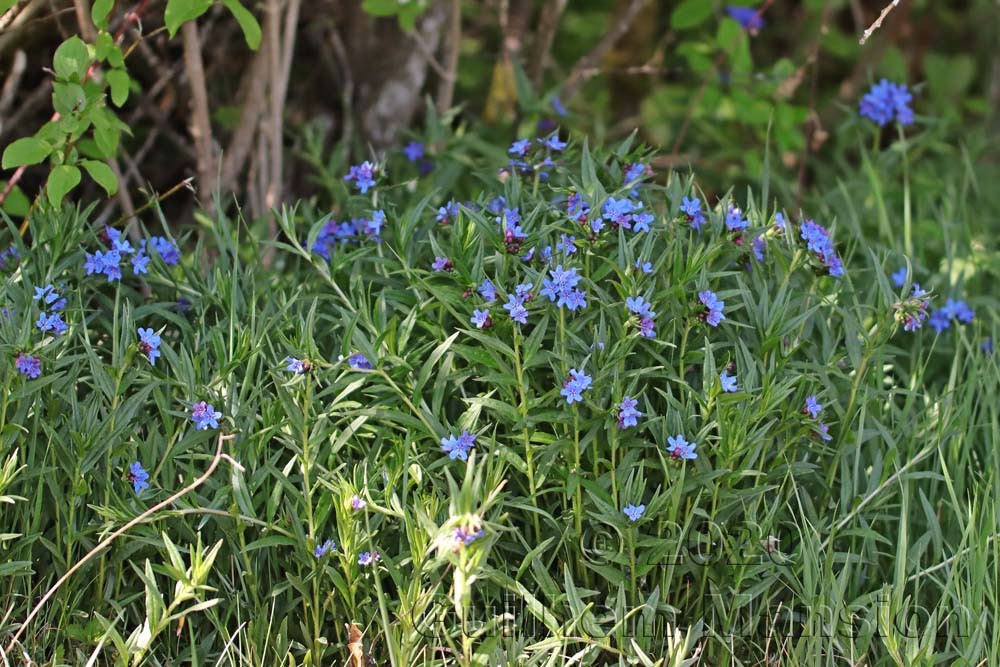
0;127;991;667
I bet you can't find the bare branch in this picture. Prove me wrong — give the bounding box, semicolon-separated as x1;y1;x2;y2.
562;0;646;100
859;0;902;45
436;0;461;113
181;21;217;200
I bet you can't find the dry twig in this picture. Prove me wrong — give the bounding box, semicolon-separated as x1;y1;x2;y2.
859;0;902;45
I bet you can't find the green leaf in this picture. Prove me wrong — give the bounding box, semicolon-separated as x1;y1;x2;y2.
81;159;118;196
91;0;114;29
0;181;30;217
221;0;261;50
52;82;86;116
0;0;17;15
361;0;399;17
53;37;91;81
671;0;713;29
164;0;212;37
46;164;82;208
94;32;115;60
2;137;52;169
106;69;130;107
94;125;120;157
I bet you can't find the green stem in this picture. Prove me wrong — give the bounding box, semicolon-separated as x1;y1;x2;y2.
512;330;541;542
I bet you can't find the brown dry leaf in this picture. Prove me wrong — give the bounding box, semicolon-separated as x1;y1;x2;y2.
346;622;364;667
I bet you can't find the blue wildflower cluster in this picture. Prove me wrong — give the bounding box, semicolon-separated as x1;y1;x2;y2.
314;539;336;558
344;161;377;193
503;283;533;324
15;352;42;379
597;197;653;234
929;297;975;333
33;284;68;336
799;219;844;277
436;200;460;225
84;228;180;282
284;356;310;373
432;256;453;272
561;368;593;404
720;369;738;393
679;196;705;231
358;551;380;566
698;290;726;327
617;396;642;429
666;434;697;460
540;265;586;311
859;79;914;127
137;327;162;365
128;461;150;494
802;395;832;441
403;141;434;175
625;295;656;338
623;503;645;522
0;245;18;270
190;401;222;430
506;131;565;179
441;430;477;461
312;210;385;260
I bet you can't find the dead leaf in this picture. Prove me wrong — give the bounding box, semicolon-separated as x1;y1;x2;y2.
346;622;363;667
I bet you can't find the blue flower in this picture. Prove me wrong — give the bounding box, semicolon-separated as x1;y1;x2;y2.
557;234;577;256
698;290;726;327
859;79;914;126
617;396;642;429
666;434;697;460
725;206;749;232
148;236;181;265
351;495;367;510
284;356;307;373
726;5;764;30
128;461;150;494
634;258;654;274
347;353;374;370
638;316;656;338
540;265;586;311
773;212;787;232
803;396;822;419
363;210;386;241
891;267;908;288
816;422;832;442
602;197;643;231
455;525;486;546
358;551;380;566
541;133;567;152
752;237;766;262
15;353;41;379
33;284;58;305
191;401;222;430
478;278;497;303
131;251;150;275
345;161;377;193
508;139;532;157
626;296;655;318
137;327;162;365
551;95;568;117
982;338;994;356
720;370;738;393
560;368;592;405
314;539;337;558
799;219;844;277
441;430;477;461
624;163;649;185
680;197;705;231
623;503;645;522
432;257;453;273
567;192;590;224
470;309;491;329
436;200;460;225
403;141;424;162
36;312;68;336
504;297;529;324
928;298;975;332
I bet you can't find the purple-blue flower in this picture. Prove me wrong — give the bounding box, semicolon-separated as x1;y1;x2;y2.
803;396;822;419
560;368;592;405
551;95;568;117
567;192;590;224
285;356;307;374
128;461;150;494
455;525;485;546
617;395;642;429
666;434;697;460
314;539;336;558
720;370;738;393
634;258;654;274
680;196;705;231
859;79;914;127
345;161;377;193
351;495;367;511
508;139;532;157
470;308;491;329
15;353;41;379
347;353;373;370
403;141;424;162
137;327;161;364
358;551;380;566
36;312;68;336
727;5;764;30
131;251;150;275
891;267;907;288
540;133;567;152
478;278;497;303
436;200;460;225
626;296;655;318
752;237;766;262
698;290;726;327
800;219;845;277
432;257;453;273
441;430;477;461
540;265;586;311
557;234;577;256
148;236;181;265
191;401;222;430
623;503;645;522
725;206;749;233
